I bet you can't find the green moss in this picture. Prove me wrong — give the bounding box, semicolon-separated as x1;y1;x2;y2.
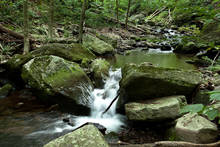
119;63;202;105
91;59;110;87
0;84;12;98
6;43;96;73
83;34;114;55
21;55;92;105
201;21;220;44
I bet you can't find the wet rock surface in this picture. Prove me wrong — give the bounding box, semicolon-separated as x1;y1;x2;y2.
44;124;109;147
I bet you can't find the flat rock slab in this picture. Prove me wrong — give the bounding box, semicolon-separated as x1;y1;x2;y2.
125;95;186;121
175;113;218;144
119;63;202;106
44;124;109;147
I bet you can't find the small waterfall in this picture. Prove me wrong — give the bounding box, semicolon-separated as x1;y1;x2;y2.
73;68;125;132
26;68;125;138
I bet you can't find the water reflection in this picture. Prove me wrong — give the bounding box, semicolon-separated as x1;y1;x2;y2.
110;51;196;70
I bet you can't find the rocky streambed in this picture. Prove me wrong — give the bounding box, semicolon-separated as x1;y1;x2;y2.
0;22;220;147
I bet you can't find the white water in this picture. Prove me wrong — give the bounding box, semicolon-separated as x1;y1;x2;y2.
73;68;125;133
27;68;125;137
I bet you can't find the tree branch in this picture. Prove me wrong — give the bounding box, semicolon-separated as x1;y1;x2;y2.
101;92;120;116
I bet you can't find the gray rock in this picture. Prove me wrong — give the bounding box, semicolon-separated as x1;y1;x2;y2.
175;113;218;143
83;34;114;55
21;55;92;111
118;63;202;106
44;124;109;147
125;95;186;121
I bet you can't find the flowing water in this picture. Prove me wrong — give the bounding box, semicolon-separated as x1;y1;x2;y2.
73;68;125;132
28;69;125;134
0;68;125;146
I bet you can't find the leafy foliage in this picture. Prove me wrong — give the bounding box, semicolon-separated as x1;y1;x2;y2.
180;104;204;114
209;91;220;101
180;91;220;123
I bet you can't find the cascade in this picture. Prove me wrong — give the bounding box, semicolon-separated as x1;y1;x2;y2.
73;68;125;132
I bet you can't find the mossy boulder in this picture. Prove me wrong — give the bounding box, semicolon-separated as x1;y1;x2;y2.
44;124;109;147
201;21;220;44
118;63;202;106
6;43;95;72
95;32;121;48
174;39;208;54
175;21;220;54
0;84;12;98
83;34;115;55
125;95;187;122
90;59;110;87
21;55;93;111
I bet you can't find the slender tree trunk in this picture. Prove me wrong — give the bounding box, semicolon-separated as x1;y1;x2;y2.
125;0;131;30
49;0;54;39
78;0;87;44
23;0;29;54
116;0;119;23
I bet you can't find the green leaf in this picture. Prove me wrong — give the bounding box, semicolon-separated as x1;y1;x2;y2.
203;108;219;120
209;91;220;101
180;104;204;114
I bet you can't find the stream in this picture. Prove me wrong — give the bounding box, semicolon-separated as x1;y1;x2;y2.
0;28;198;146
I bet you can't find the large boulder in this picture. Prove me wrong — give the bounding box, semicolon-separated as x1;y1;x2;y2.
125;95;186;122
21;55;93;112
118;63;202;106
83;34;115;55
95;32;121;48
90;58;110;87
6;43;95;72
174;40;207;54
175;113;218;143
44;125;109;147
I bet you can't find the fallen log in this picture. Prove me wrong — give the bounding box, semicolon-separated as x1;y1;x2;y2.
103;16;146;33
0;24;24;40
0;24;34;42
154;141;220;147
148;7;166;20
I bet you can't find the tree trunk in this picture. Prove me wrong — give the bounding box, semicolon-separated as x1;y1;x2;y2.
125;0;131;30
78;0;87;44
49;0;54;39
116;0;119;23
23;0;29;54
